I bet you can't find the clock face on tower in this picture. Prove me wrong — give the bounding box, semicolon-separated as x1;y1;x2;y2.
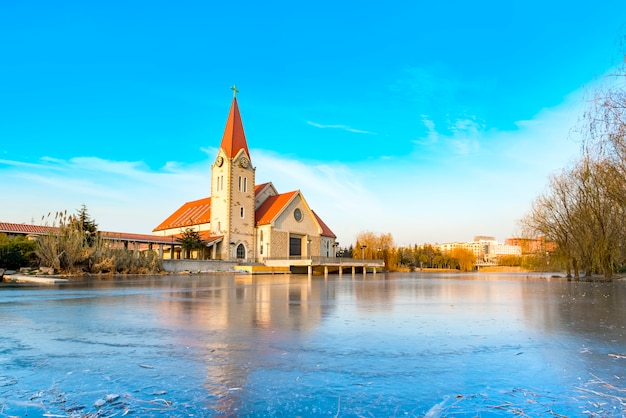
240;157;249;168
216;156;224;167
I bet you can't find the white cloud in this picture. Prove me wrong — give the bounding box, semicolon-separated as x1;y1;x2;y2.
306;121;376;135
447;117;482;155
0;157;211;233
412;115;439;146
413;115;482;156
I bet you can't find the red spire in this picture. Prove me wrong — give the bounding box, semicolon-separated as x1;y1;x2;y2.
220;97;250;160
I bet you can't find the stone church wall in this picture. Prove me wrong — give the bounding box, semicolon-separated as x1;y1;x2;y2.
271;230;289;258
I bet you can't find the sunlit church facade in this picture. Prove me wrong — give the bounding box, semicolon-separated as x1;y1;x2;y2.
153;92;337;263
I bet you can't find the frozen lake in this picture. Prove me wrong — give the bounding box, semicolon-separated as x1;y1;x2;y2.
1;272;625;417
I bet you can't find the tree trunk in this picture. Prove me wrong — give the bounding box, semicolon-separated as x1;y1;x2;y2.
572;257;580;280
602;254;613;280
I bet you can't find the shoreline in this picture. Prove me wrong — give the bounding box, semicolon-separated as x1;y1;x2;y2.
1;273;69;284
0;269;235;285
1;270;623;286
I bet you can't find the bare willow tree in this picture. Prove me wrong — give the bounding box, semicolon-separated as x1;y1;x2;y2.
522;167;574;276
580;56;626;277
522;151;626;279
575;157;626;278
582;68;626;167
522;54;626;279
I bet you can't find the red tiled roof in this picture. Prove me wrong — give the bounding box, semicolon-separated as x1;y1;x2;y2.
198;231;221;242
255;182;269;193
312;211;337;239
0;222;56;235
255;191;298;226
254;191;335;238
100;231;179;244
153;197;212;232
169;230;223;244
220;97;250;160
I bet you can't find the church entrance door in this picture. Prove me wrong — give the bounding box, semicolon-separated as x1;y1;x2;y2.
289;237;302;257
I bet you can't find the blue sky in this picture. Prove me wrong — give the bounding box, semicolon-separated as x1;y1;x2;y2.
1;1;625;246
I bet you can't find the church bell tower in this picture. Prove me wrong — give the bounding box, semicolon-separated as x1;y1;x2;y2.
210;86;256;261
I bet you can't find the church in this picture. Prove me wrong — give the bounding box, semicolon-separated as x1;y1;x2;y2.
153;89;337;264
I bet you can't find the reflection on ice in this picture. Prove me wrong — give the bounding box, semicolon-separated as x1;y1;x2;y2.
0;273;625;416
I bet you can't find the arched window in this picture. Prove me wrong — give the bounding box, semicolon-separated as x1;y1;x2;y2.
259;231;264;255
236;243;245;259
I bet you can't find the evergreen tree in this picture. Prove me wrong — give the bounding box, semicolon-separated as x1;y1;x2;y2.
71;204;99;246
177;228;205;259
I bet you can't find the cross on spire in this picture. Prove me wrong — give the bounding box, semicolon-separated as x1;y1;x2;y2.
219;89;250;159
230;84;239;98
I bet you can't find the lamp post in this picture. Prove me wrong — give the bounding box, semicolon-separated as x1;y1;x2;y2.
332;242;338;258
361;245;366;261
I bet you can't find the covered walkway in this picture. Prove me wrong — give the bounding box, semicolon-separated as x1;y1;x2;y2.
0;222;181;259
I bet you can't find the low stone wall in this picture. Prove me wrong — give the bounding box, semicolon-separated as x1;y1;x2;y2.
163;259;237;273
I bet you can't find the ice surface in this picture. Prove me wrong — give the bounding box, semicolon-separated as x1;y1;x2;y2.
0;273;624;416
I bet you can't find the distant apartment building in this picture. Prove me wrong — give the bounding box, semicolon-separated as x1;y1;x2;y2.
505;237;556;254
437;236;521;262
